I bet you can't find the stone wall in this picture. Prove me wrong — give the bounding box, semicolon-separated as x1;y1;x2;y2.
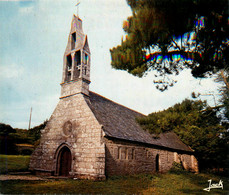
29;94;105;180
60;79;90;97
174;152;199;173
105;138;198;176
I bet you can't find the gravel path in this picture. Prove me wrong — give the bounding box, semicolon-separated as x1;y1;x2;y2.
0;174;46;181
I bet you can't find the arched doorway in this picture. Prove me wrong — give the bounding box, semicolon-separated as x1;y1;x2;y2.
57;146;72;176
156;154;159;172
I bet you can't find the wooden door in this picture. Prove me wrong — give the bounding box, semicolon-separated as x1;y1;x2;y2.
58;147;72;176
156;154;159;172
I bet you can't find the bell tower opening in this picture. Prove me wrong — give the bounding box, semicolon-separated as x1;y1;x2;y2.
75;50;81;66
73;50;81;79
71;32;76;50
84;53;88;64
65;54;72;82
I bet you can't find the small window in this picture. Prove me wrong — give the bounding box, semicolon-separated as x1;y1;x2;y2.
114;148;119;159
71;32;76;50
125;148;128;160
121;147;127;160
118;147;121;160
132;148;135;160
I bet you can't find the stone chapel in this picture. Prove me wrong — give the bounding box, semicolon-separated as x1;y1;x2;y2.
29;15;198;180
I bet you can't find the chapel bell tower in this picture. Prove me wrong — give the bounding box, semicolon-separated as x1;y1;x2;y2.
60;15;91;98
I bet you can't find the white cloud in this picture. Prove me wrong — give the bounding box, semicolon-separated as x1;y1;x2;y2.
0;63;24;79
19;5;34;14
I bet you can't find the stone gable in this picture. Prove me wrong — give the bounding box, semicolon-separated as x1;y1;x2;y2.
30;94;105;179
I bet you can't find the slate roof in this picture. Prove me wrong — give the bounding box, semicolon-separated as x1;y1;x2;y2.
87;91;193;153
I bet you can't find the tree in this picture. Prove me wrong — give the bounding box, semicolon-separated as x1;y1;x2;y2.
110;0;228;91
0;123;16;136
0;121;47;154
215;69;229;120
137;99;228;171
0;123;17;154
28;120;47;144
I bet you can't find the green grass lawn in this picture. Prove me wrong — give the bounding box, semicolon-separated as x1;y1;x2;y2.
0;154;30;174
0;155;228;194
0;172;228;194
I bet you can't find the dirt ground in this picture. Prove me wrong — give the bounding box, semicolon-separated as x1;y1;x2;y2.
0;174;46;181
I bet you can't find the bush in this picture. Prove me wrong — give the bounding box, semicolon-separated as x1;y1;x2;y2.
0;136;18;155
20;149;33;155
169;162;186;174
0;123;15;136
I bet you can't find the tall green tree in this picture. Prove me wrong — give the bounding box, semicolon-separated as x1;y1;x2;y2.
137;99;228;170
215;69;229;120
110;0;228;91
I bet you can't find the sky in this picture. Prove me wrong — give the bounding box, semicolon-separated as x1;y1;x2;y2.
0;0;220;129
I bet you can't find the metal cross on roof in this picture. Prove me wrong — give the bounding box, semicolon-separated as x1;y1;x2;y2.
75;0;80;17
